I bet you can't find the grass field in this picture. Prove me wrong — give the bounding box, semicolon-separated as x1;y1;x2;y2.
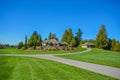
0;48;86;54
58;48;120;68
0;56;116;80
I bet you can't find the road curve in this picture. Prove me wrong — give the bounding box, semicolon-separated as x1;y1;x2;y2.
0;48;120;79
32;55;120;79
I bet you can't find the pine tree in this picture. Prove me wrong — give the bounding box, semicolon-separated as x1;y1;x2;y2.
70;37;77;47
96;24;109;49
75;28;82;46
61;30;68;42
37;35;42;46
111;39;119;51
18;42;23;49
25;35;27;49
48;32;52;39
28;31;42;49
67;28;73;44
48;32;58;40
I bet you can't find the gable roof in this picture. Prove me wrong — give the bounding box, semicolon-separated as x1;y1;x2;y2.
82;42;95;46
42;39;67;45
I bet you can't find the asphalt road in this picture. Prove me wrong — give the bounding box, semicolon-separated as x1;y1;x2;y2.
0;48;120;79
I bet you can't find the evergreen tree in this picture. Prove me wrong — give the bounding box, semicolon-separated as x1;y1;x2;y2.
96;24;109;49
70;37;77;47
18;42;23;49
75;28;82;46
48;32;52;39
28;31;42;49
25;35;27;49
111;39;119;51
48;32;58;40
37;35;42;46
117;43;120;52
67;28;73;44
61;30;68;42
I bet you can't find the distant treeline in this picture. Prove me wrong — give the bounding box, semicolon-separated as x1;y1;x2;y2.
1;24;119;52
18;24;120;52
0;43;16;49
17;28;82;50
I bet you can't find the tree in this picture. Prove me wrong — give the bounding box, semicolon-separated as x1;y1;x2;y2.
117;43;120;52
48;32;52;39
48;32;58;40
75;28;82;46
96;24;109;49
18;42;23;49
61;30;68;42
67;28;73;44
25;35;27;49
37;35;42;46
111;39;119;51
70;37;77;47
28;31;42;49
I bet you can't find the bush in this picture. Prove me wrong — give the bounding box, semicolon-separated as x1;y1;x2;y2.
21;45;26;50
18;42;23;49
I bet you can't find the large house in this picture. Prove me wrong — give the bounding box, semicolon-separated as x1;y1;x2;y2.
81;42;95;48
42;39;67;46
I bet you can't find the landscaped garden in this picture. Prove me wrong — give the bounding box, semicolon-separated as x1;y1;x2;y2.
0;48;86;54
0;56;116;80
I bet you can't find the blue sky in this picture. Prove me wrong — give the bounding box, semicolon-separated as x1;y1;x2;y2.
0;0;120;45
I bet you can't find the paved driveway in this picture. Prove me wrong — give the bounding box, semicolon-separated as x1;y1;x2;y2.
0;48;120;79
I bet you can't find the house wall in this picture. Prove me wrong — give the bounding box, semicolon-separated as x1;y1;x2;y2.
81;45;87;48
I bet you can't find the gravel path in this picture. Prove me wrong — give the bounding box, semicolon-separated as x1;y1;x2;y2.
0;48;120;79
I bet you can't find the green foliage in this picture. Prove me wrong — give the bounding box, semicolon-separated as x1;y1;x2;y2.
28;31;42;49
61;28;74;45
37;35;42;46
0;43;16;49
96;24;109;49
17;42;23;49
0;48;86;54
48;32;58;40
83;39;96;44
67;28;73;44
61;30;68;42
25;35;27;49
0;56;115;80
75;28;82;46
70;37;77;47
21;44;26;50
78;41;83;47
48;32;52;39
118;44;120;52
62;28;82;47
111;39;120;51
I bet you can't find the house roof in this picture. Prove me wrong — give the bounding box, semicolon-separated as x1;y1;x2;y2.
82;42;95;46
59;41;68;45
42;39;67;45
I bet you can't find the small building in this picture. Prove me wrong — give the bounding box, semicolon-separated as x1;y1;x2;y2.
42;39;67;46
81;42;95;48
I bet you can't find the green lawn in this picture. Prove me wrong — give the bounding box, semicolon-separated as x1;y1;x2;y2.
0;56;116;80
58;48;120;68
0;48;86;54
